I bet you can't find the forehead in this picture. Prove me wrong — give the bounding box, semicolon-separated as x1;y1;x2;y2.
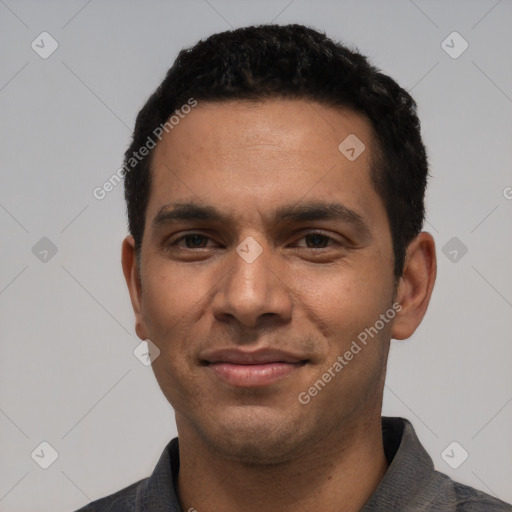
146;99;384;229
153;99;375;167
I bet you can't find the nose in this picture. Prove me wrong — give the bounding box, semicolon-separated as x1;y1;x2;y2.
211;239;293;328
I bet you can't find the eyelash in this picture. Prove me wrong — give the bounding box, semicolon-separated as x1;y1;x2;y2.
168;232;342;250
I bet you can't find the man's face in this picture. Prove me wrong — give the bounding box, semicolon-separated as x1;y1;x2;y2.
127;99;398;463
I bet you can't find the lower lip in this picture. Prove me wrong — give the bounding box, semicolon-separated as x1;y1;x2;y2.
208;362;303;387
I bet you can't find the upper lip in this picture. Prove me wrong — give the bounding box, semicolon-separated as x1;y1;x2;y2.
201;348;307;365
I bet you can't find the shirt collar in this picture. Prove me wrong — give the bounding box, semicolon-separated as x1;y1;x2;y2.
362;417;436;511
136;416;433;511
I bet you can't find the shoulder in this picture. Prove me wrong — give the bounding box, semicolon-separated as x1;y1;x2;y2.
376;418;512;511
73;479;145;512
451;479;512;511
435;471;512;511
72;438;180;512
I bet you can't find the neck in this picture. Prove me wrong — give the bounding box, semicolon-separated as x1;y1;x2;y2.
177;413;388;512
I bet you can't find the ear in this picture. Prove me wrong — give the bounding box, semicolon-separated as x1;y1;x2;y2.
121;235;148;341
391;232;437;340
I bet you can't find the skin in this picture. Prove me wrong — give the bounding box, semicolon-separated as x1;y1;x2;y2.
122;99;437;512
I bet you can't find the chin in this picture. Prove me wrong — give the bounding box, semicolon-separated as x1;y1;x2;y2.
199;405;310;465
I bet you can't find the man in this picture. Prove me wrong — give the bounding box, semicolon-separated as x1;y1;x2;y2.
77;24;512;511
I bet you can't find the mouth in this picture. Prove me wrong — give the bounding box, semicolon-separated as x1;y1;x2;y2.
201;349;308;387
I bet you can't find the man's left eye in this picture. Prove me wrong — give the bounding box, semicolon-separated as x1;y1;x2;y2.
296;233;336;249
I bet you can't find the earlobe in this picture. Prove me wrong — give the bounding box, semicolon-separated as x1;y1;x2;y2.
121;235;148;340
391;232;437;340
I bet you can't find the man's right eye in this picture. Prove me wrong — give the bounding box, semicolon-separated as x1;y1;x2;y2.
170;233;216;249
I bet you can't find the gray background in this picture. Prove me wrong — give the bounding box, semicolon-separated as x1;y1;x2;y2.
1;0;511;510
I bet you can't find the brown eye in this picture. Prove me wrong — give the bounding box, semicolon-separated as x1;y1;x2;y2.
169;233;215;249
304;233;331;248
183;234;209;248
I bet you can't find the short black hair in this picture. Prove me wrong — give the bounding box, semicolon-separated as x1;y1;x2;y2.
123;23;428;277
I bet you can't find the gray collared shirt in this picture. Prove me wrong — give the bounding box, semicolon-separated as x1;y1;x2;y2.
75;417;512;511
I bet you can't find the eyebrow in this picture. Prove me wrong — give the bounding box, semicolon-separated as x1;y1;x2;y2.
152;201;371;237
153;203;223;228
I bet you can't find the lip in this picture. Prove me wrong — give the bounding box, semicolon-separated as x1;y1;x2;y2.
201;349;307;387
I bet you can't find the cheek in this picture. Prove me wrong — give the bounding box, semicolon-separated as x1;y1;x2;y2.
140;265;208;408
299;271;393;407
293;263;391;343
140;263;207;347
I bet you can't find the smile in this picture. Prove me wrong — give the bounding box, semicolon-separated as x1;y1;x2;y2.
201;348;308;387
207;361;306;387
